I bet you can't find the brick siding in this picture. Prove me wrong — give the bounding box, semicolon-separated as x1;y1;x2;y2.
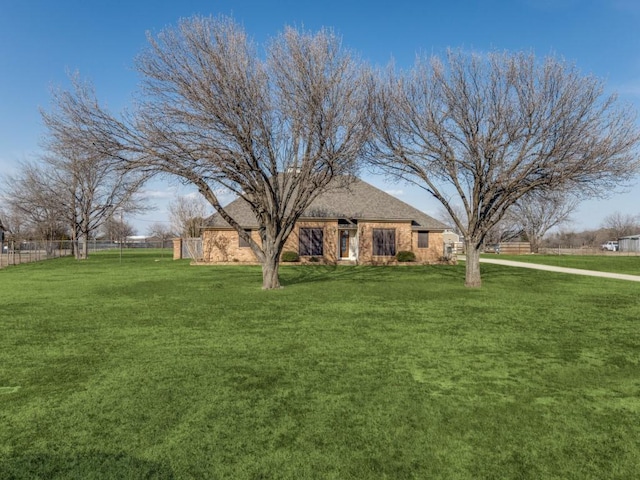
201;221;446;264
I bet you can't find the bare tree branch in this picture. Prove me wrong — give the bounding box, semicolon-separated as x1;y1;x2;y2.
509;191;578;253
39;81;149;259
370;50;640;287
168;195;211;237
49;16;372;288
1;161;68;242
601;211;640;239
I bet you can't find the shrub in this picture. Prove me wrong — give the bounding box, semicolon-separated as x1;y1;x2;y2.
396;250;416;262
439;255;457;265
281;251;300;262
309;256;320;263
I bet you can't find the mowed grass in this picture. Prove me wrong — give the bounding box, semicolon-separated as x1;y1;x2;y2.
492;254;640;275
1;251;639;479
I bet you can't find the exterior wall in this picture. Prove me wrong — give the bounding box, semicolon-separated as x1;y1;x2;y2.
282;220;339;263
619;236;640;253
412;230;445;263
201;222;446;264
202;229;261;263
357;221;412;265
203;222;341;263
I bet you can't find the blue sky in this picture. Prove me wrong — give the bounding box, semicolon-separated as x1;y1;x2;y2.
1;0;639;233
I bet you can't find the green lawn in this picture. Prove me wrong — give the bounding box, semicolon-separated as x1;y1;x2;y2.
491;254;640;275
1;251;639;479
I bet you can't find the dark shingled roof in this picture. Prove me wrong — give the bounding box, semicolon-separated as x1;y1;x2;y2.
205;177;448;230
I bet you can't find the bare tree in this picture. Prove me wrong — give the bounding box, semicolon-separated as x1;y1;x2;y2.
479;192;577;253
1;161;68;244
601;211;640;239
0;208;12;249
168;195;211;238
0;215;5;249
483;210;524;246
509;191;577;253
147;222;176;247
40;80;149;260
436;204;465;236
49;16;372;288
101;216;136;242
371;50;639;287
0;205;27;250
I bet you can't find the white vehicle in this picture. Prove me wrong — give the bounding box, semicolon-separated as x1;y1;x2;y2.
601;241;619;251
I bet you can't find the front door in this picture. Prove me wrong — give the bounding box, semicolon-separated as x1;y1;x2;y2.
340;230;350;258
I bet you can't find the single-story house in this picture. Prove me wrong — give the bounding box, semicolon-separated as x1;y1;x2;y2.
196;177;450;265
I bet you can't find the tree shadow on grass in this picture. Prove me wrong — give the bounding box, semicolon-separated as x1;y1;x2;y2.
279;265;399;286
0;451;175;480
280;264;465;287
280;262;590;291
478;263;585;288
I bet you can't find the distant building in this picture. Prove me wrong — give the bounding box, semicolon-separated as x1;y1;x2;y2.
125;235;150;244
443;230;463;254
618;234;640;253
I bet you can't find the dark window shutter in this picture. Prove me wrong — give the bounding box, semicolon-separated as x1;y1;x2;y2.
373;228;396;256
299;228;323;256
418;231;429;248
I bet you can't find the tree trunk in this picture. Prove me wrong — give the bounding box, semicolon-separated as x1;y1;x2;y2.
465;240;482;288
261;250;282;290
81;235;89;260
529;234;540;254
70;225;77;258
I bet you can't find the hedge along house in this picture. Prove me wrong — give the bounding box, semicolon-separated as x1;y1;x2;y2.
196;177;449;265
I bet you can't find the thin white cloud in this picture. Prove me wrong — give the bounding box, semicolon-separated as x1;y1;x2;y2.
385;189;404;197
614;81;640;97
140;188;178;200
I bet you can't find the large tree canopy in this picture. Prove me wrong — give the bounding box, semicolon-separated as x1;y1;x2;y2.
54;16;372;288
371;50;640;287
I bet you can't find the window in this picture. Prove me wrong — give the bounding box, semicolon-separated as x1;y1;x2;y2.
238;229;252;248
418;231;429;249
299;228;323;256
373;228;396;256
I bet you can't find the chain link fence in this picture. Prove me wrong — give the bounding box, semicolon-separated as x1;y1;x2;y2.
1;240;71;268
0;239;173;268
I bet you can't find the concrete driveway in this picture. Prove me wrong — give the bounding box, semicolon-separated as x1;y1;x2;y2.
470;257;640;282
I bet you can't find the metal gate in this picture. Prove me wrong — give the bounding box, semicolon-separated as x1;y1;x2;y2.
181;238;203;260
